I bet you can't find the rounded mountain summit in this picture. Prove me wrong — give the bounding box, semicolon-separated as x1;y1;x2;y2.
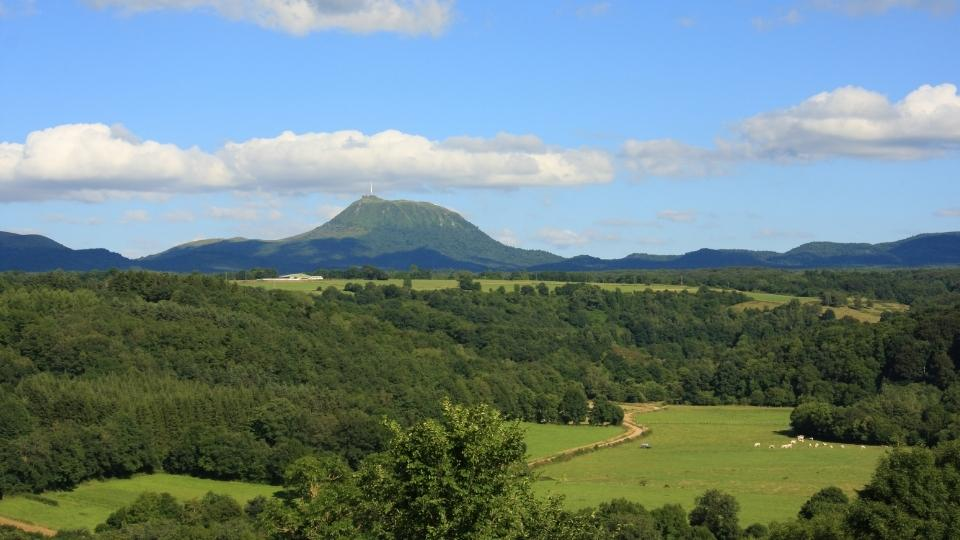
140;196;563;273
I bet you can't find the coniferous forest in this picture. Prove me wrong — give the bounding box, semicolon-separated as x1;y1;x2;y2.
1;269;960;538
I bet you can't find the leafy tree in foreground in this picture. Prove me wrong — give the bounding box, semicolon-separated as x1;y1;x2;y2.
263;401;589;540
688;489;740;540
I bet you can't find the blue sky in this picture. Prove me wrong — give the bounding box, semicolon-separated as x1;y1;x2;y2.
1;0;958;258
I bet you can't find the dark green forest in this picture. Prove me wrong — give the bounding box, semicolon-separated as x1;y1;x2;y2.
1;268;959;538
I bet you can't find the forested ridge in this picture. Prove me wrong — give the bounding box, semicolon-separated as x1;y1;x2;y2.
1;269;960;538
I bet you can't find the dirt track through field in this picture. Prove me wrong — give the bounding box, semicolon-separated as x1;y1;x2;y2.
527;403;660;468
0;516;56;537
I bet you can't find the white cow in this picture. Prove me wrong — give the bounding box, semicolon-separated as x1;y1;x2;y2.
797;435;805;442
754;442;761;448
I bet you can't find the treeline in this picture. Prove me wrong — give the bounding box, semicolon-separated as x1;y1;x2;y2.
1;269;960;495
4;402;959;539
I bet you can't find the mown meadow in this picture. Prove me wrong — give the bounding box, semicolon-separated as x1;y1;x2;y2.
0;473;277;532
533;406;886;525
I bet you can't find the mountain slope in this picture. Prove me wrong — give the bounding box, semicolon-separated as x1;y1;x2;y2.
140;196;561;272
531;233;960;271
0;232;132;271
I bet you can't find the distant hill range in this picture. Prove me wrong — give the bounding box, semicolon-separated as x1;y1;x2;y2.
1;196;959;272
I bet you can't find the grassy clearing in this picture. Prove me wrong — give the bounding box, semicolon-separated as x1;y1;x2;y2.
0;473;277;532
241;278;913;323
234;278;703;294
533;406;885;525
523;422;626;461
733;297;908;323
236;278;818;303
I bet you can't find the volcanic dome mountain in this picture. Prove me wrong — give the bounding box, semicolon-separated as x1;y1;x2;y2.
139;195;563;272
1;196;959;272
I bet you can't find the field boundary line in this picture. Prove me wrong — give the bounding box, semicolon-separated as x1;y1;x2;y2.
0;515;57;537
526;403;661;468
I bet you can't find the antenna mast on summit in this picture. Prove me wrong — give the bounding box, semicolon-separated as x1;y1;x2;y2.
369;183;373;196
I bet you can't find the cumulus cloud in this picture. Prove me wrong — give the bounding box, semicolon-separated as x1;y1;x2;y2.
657;210;697;223
493;228;520;247
220;129;613;192
623;83;960;177
86;0;453;36
622;139;735;178
535;227;618;248
752;8;802;30
536;227;591;248
0;124;613;202
0;123;231;200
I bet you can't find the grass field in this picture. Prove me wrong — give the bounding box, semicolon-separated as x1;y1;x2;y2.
234;278;703;295
533;406;885;525
0;473;277;532
733;298;907;323
239;278;908;324
523;422;626;461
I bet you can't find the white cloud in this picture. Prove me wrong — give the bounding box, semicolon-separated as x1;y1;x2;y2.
0;124;613;202
752;8;802;30
86;0;453;36
535;227;618;248
657;209;697;223
0;123;231;201
622;139;735;178
493;228;520;247
936;208;960;217
623;83;960;177
536;227;590;248
120;209;151;223
220;129;614;192
209;206;260;221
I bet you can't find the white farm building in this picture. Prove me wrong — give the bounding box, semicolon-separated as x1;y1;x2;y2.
260;273;324;281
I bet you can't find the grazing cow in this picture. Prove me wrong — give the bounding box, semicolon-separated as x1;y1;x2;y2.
780;443;792;449
815;443;820;448
754;442;761;448
841;445;845;449
860;445;866;449
830;445;834;449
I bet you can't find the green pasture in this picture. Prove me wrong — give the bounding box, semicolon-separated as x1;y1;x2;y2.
523;422;625;461
235;278;820;303
0;473;277;532
533;406;885;525
234;278;702;294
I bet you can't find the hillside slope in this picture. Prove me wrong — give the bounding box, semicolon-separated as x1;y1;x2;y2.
139;196;562;272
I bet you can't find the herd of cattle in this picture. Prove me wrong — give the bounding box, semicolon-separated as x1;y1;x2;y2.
753;435;867;450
